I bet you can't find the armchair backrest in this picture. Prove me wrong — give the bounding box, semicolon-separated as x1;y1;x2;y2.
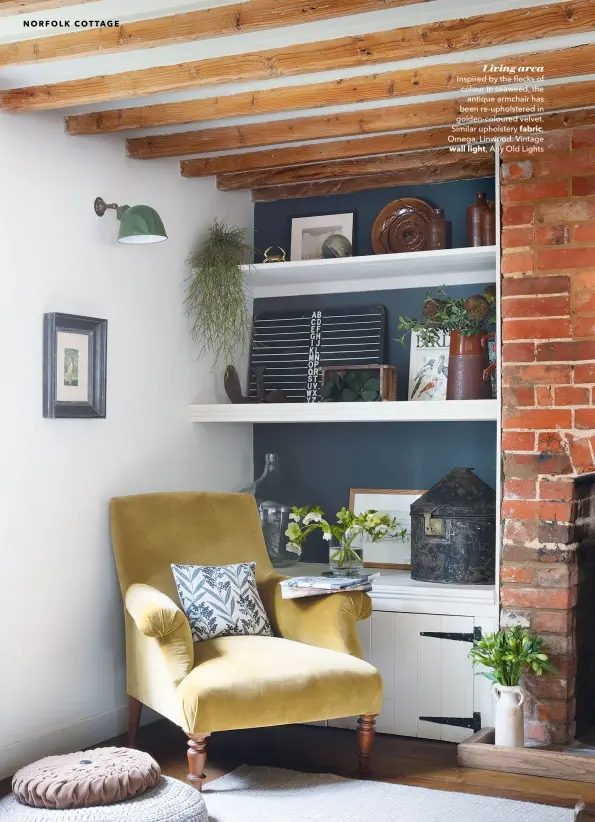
110;492;274;601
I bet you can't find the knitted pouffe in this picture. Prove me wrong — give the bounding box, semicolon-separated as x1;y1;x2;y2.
0;777;208;822
12;749;160;809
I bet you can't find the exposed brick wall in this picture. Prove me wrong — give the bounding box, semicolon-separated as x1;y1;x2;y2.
500;127;595;746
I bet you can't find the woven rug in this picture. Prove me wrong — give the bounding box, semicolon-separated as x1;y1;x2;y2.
203;765;574;821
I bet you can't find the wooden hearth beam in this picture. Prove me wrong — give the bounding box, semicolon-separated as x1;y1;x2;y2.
2;1;594;111
169;78;595;168
249;157;495;201
216;146;491;191
179;109;595;178
0;0;91;12
0;0;427;65
65;42;595;136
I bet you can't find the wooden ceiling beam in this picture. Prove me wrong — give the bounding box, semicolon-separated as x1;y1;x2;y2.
0;0;91;13
66;42;595;136
3;1;594;111
158;78;595;167
250;157;495;201
0;0;427;66
217;146;494;190
176;108;595;177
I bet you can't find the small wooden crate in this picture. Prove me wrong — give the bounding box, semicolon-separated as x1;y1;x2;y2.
321;364;397;401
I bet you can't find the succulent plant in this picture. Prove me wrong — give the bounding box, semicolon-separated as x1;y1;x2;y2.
321;369;381;402
423;297;446;320
397;286;497;346
464;294;491;321
482;284;497;304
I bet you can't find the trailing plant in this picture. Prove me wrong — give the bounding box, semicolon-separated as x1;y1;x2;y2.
185;220;254;367
321;369;380;402
285;506;407;568
397;284;497;346
469;626;557;686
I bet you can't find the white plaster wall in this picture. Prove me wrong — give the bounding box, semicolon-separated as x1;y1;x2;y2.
0;112;254;777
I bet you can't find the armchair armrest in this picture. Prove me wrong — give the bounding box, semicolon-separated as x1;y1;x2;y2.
125;583;187;638
258;575;372;658
125;584;194;686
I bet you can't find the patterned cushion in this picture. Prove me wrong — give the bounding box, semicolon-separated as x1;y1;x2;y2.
171;562;273;642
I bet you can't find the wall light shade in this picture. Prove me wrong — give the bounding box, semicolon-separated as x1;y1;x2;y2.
94;197;167;244
117;204;167;244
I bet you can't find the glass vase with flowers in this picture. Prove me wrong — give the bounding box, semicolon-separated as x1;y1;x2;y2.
285;506;407;577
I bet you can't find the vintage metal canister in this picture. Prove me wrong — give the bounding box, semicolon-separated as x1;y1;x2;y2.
410;467;496;584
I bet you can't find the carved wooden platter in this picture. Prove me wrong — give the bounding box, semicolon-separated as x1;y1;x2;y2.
371;197;435;254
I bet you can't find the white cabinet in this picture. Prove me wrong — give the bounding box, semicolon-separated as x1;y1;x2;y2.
293;564;496;742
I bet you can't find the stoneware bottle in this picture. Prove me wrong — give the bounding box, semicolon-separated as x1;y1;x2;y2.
426;208;452;250
467;192;488;247
493;684;525;747
481;201;496;246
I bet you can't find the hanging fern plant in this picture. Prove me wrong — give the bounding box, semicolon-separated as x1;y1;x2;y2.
185;220;254;367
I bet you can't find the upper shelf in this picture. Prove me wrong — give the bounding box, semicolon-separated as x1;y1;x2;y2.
244;246;497;298
189;399;498;424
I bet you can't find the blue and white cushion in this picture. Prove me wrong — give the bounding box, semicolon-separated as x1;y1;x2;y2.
171;562;273;642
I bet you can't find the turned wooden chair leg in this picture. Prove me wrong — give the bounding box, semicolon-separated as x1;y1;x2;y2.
187;734;211;791
127;696;142;748
357;714;377;772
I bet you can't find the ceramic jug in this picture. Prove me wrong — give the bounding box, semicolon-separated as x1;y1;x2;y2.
493;684;525;747
446;330;495;400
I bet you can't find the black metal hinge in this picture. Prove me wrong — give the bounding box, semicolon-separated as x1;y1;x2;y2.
419;626;482;642
419;712;482;732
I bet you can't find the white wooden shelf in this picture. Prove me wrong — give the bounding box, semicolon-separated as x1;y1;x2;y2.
189;398;497;424
244;245;497;297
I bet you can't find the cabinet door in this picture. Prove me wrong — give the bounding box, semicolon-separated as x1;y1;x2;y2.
328;611;494;740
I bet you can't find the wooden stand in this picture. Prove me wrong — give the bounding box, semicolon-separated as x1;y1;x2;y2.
459;727;595;784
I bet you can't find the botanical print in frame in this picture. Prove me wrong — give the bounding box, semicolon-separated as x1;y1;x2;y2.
349;488;426;569
290;213;354;261
43;313;107;418
408;330;450;401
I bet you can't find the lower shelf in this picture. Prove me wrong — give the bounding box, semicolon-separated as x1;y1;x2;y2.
189;398;498;423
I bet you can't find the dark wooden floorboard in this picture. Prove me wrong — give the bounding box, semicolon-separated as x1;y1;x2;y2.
4;720;595;809
131;721;595;808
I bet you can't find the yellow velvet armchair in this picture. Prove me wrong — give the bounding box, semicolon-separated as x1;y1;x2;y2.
110;491;383;788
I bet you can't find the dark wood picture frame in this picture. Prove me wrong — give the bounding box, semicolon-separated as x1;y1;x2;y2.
43;313;107;419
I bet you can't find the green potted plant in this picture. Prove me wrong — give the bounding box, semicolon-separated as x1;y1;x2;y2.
285;506;407;577
185;220;254;368
469;626;557;748
398;285;496;400
321;370;381;402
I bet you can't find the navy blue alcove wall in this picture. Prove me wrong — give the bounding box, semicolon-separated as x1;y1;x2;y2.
252;178;497;563
253;177;496;260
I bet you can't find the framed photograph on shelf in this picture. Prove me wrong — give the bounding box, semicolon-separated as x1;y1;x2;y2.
408;331;450;401
349;488;426;569
43;313;107;419
290;213;354;261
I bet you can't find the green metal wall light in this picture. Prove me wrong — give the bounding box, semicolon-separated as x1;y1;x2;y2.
94;196;167;244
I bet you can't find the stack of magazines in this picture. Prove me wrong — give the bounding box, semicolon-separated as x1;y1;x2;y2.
279;574;378;600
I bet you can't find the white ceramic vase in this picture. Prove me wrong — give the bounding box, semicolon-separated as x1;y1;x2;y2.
493;683;525;747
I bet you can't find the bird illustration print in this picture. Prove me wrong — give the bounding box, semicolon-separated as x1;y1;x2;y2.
411;358;435;399
437;354;448;379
